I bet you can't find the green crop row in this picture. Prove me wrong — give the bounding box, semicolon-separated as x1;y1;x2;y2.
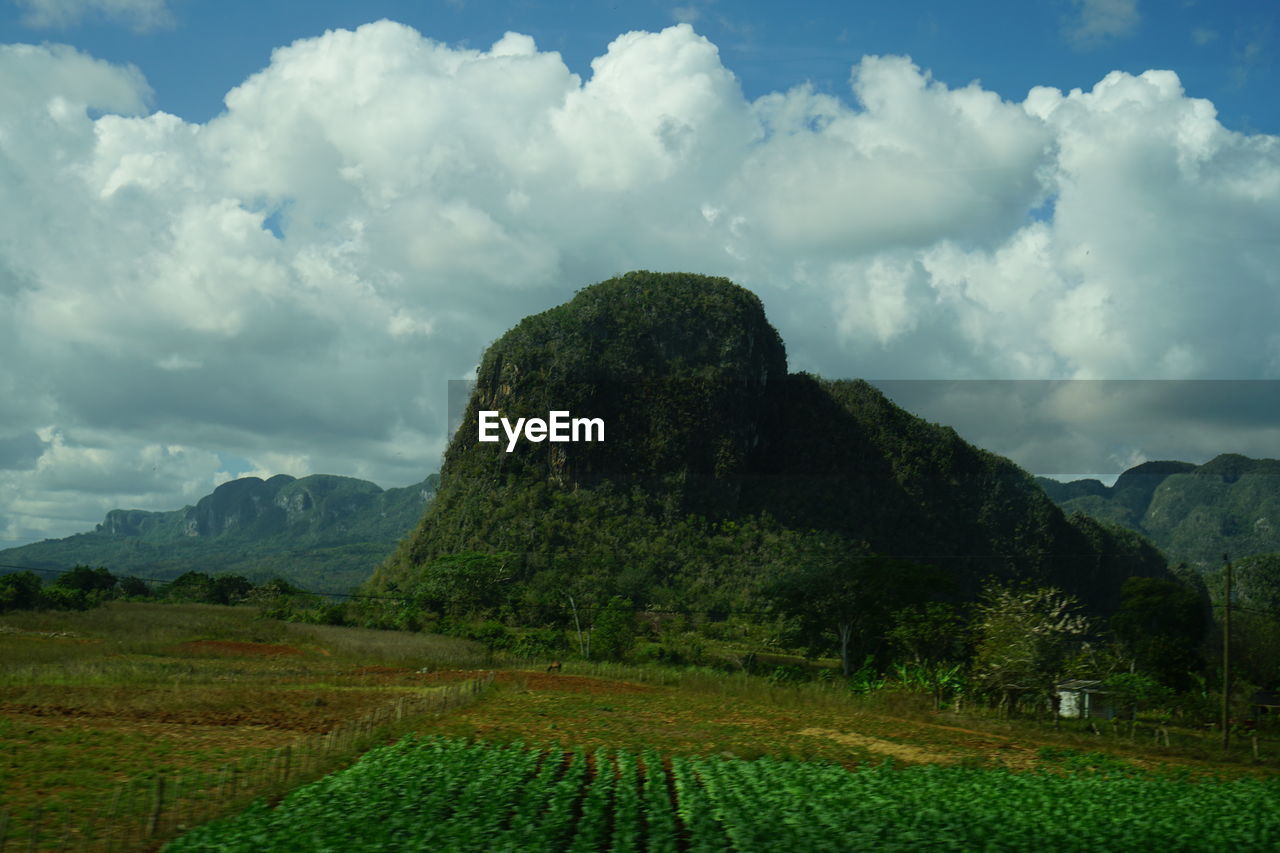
167;737;1280;852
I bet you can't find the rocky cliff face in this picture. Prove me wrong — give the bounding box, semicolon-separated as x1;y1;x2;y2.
186;476;294;538
99;509;172;538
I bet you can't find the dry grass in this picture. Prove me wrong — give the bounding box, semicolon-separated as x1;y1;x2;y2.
0;601;491;849
0;601;487;688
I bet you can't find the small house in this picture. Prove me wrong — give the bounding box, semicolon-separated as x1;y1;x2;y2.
1055;679;1115;720
1251;690;1280;719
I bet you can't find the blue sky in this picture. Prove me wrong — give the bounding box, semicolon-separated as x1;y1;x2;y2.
4;1;1274;130
2;0;1279;544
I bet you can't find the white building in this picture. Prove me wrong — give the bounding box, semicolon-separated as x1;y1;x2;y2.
1055;679;1115;719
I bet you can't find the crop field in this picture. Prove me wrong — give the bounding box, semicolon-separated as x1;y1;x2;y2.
168;735;1280;852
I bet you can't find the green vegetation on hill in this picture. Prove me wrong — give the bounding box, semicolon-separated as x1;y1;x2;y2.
1038;455;1280;570
371;272;1170;637
0;473;439;592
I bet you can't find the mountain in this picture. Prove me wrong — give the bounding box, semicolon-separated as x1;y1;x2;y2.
0;473;439;592
370;271;1170;617
1038;454;1280;570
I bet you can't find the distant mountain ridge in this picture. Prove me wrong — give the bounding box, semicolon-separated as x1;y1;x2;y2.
1037;454;1280;569
0;472;439;592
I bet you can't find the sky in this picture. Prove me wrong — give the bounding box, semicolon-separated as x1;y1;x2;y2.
1;0;1279;547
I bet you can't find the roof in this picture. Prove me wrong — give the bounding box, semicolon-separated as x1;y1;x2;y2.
1056;679;1106;691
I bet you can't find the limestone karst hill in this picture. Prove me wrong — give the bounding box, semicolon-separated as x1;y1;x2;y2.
372;271;1169;615
1039;454;1280;570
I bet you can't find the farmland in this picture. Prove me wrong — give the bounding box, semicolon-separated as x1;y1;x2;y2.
0;602;489;849
3;602;1279;850
169;736;1280;852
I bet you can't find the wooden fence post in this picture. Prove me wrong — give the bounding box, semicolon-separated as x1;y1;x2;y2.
27;804;43;853
55;810;71;852
102;784;122;853
148;775;165;838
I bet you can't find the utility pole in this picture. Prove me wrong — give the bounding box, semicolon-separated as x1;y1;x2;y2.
1222;553;1232;751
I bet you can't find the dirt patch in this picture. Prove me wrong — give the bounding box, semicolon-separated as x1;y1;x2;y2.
797;727;957;765
517;673;658;694
1;703;336;731
914;721;1014;740
178;640;306;657
3;712;298;749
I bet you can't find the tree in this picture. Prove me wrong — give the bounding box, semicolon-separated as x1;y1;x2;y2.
888;602;969;709
767;533;935;677
1208;554;1280;691
411;551;516;618
166;571;217;603
211;574;253;605
0;571;44;611
1110;576;1205;690
53;565;117;595
591;596;637;662
1103;671;1173;720
118;576;150;598
971;582;1090;717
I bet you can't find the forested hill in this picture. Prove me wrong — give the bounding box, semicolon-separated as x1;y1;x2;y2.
0;473;438;592
370;271;1170;617
1037;454;1280;570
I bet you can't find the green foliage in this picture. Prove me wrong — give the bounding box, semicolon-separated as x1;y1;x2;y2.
169;736;1280;852
767;533;938;676
38;584;91;610
1111;576;1206;690
591;595;637;662
1103;672;1175;718
52;565;116;594
163;571;253;605
0;571;44;611
888;601;969;666
972;581;1091;712
117;575;150;597
410;551;517;619
1036;747;1134;774
373;272;1172;639
463;620;514;653
1204;555;1280;690
1047;455;1280;571
508;627;566;659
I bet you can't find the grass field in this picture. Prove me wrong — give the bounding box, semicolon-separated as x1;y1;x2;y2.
3;602;1278;850
0;602;488;849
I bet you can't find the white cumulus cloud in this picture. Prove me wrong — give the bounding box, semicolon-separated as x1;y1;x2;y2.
1;21;1279;547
